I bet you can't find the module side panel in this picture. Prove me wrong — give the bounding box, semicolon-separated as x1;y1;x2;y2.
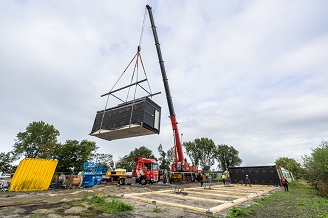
90;98;161;141
91;101;144;134
228;166;281;185
143;98;161;131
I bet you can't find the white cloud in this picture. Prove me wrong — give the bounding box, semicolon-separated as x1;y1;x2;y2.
1;0;328;168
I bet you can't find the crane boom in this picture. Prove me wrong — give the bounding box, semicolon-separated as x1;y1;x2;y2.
146;5;184;166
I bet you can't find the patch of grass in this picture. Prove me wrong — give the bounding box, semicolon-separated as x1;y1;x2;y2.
228;180;328;217
101;198;134;214
77;194;134;215
226;207;249;218
152;206;162;213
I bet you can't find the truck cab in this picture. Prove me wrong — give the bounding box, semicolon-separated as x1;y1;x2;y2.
117;157;159;185
132;157;159;185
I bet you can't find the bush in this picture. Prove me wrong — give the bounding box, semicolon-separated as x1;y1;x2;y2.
302;140;328;196
316;181;328;198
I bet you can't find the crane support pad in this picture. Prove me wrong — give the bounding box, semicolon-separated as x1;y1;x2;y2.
90;97;161;141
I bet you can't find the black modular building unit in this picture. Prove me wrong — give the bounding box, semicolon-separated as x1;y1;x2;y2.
228;165;281;185
90;97;161;141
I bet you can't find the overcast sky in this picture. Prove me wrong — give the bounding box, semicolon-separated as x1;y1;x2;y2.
1;0;328;168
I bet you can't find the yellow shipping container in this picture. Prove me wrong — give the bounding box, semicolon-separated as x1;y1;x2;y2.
9;158;58;192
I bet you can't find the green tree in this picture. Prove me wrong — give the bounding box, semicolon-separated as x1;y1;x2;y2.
0;151;18;172
183;138;216;171
275;157;301;179
302;140;328;196
90;153;114;168
215;144;242;171
157;144;171;170
116;146;156;171
53;140;98;173
166;147;175;168
158;144;168;170
13;121;60;158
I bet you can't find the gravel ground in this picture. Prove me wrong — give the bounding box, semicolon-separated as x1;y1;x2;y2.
0;182;278;217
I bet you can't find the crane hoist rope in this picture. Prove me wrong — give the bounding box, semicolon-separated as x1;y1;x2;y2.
98;9;154;132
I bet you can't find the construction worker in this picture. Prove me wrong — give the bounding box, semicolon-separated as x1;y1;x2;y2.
245;175;252;187
281;176;289;191
197;173;204;187
222;174;226;186
223;170;230;186
205;172;212;189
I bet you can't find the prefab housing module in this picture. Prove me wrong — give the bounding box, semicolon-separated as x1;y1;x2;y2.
228;165;281;185
90;97;161;141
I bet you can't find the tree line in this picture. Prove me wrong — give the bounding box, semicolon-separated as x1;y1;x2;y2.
1;121;327;196
1;121;113;173
1;121;242;173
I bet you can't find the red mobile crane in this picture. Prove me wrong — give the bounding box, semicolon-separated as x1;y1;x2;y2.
146;5;198;182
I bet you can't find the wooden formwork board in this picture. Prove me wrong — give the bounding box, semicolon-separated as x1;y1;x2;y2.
186;190;241;199
124;195;208;214
206;189;252;195
153;192;228;204
123;184;277;215
205;187;266;195
142;194;220;208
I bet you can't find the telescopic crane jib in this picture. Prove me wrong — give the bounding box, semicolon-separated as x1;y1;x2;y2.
146;5;197;173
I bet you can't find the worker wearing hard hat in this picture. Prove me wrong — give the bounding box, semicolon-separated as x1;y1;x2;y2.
245;175;252;187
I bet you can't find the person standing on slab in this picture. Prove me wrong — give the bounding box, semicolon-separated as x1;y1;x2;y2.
223;170;231;186
222;174;226;186
245;175;252;187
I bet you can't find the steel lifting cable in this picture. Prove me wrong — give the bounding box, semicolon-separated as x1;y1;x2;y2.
125;48;140;102
127;49;153;100
126;7;153;127
99;7;153;131
138;7;153;98
138;54;153;97
128;52;140;127
99;52;139;132
126;6;149;102
139;7;147;48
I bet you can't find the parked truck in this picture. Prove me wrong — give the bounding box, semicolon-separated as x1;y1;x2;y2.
81;162;105;188
102;168;126;183
117;157;159;185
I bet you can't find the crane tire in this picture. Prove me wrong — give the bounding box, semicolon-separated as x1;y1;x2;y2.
140;177;147;185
